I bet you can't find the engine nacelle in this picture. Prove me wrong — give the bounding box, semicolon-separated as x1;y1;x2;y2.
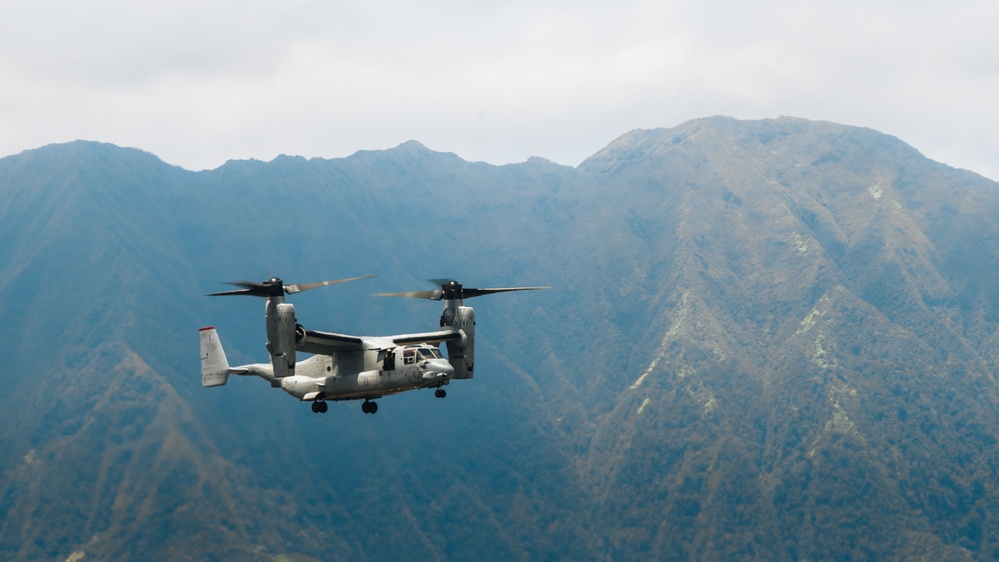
266;301;297;378
445;306;475;379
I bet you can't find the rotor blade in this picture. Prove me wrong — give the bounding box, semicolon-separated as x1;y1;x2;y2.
462;286;550;299
285;275;376;294
374;289;445;301
223;280;266;290
208;275;375;297
207;288;260;297
208;280;276;297
376;284;549;300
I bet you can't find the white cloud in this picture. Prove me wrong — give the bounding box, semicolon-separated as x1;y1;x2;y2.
1;0;997;179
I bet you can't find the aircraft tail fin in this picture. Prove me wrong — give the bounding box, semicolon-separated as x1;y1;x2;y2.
199;326;231;387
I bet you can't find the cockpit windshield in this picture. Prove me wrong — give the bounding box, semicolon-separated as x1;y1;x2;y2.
417;347;443;359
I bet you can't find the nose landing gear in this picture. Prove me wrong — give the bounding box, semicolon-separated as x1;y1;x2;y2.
361;400;378;414
434;388;447;398
310;401;328;414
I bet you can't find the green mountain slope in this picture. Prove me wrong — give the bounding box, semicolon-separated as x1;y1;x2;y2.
576;117;999;559
2;117;999;560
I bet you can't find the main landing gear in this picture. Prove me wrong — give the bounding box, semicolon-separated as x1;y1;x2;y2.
434;388;447;398
310;401;328;414
361;400;378;414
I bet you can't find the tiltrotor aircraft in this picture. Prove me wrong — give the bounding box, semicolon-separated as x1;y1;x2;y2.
199;276;546;414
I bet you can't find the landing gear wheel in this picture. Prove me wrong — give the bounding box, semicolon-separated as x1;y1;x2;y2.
312;401;328;413
362;400;378;414
434;388;447;398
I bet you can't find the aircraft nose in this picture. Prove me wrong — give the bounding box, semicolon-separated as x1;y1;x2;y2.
430;359;454;377
427;358;454;378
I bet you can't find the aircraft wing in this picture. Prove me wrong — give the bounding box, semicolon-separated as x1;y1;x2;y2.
297;328;365;355
392;329;463;346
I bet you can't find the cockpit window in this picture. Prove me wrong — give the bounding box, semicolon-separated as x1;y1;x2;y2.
418;348;442;359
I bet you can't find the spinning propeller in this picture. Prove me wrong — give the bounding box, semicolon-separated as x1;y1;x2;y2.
376;279;549;301
208;275;376;298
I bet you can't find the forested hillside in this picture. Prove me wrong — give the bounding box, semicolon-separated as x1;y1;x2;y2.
2;117;998;560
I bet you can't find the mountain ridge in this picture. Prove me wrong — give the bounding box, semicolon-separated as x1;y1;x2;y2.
3;117;999;559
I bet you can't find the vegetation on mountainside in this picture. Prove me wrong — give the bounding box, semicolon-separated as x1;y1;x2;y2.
2;118;999;560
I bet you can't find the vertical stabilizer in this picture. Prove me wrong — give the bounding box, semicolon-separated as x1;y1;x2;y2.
199;327;231;387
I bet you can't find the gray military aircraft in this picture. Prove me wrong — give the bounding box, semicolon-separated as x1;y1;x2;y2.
199;276;546;414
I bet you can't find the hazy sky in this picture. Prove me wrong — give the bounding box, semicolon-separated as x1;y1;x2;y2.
2;0;997;179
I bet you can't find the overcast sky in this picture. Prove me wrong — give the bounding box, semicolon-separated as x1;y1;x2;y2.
2;0;997;179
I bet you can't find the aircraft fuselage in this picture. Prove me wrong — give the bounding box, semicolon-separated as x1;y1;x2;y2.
249;341;454;402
